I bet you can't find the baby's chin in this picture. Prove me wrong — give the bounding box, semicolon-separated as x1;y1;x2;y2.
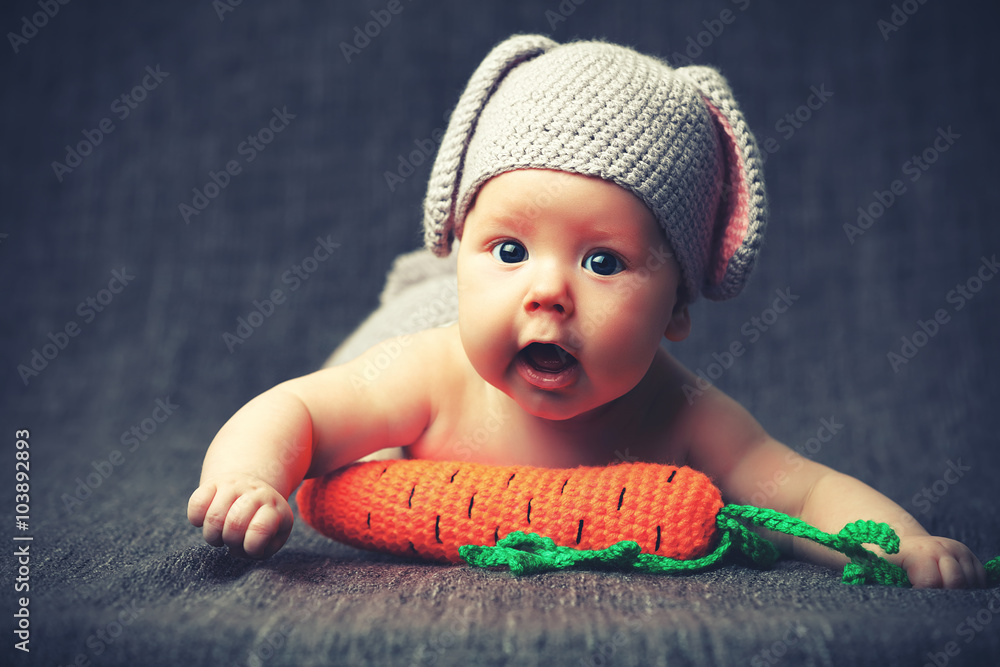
499;377;627;423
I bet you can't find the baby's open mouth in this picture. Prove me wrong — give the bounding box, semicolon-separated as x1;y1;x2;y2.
520;342;578;373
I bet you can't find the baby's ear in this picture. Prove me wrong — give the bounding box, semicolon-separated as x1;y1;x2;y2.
677;66;767;301
664;302;691;342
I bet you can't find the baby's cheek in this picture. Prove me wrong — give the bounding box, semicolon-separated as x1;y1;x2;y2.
458;293;508;380
600;341;654;386
587;313;662;383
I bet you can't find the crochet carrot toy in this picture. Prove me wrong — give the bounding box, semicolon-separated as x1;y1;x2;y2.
297;460;1000;586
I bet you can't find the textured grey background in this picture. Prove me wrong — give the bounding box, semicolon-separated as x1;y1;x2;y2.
2;1;999;666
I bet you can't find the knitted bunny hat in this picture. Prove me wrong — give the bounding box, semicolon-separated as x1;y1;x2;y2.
422;34;767;302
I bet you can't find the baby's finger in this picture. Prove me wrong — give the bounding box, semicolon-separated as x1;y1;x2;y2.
269;504;294;554
243;506;284;559
938;555;966;590
202;486;243;548
187;484;217;527
957;553;987;589
220;494;262;558
906;557;943;589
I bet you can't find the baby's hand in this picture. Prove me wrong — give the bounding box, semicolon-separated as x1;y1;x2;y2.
187;475;293;559
894;535;987;588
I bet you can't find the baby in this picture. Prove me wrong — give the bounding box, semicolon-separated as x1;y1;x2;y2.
188;35;986;588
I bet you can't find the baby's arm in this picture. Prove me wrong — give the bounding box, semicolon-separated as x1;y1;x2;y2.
187;333;439;558
682;386;986;588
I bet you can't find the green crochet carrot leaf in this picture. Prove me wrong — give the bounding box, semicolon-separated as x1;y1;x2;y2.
459;509;912;585
297;459;1000;586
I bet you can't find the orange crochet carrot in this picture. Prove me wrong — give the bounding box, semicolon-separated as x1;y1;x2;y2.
296;459;723;563
297;459;1000;586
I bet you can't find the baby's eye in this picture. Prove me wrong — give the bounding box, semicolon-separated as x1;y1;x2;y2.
491;241;528;264
583;251;625;276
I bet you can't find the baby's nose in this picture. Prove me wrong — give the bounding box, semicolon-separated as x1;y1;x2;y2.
524;264;573;316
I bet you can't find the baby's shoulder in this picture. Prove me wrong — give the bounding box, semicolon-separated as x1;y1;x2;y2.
384;323;472;387
653;349;737;414
384;324;488;452
652;348;768;457
399;323;463;364
334;324;465;392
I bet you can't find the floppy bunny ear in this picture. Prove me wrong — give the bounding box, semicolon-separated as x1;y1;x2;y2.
423;34;558;256
679;66;767;301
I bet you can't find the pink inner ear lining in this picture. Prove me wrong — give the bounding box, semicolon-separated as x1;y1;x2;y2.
702;98;750;287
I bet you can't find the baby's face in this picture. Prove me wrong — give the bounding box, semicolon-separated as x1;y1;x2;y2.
456;169;689;421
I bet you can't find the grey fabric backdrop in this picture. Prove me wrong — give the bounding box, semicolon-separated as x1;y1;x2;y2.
2;1;999;666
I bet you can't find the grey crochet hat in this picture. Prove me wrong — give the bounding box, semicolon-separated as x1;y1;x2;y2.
423;34;767;302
